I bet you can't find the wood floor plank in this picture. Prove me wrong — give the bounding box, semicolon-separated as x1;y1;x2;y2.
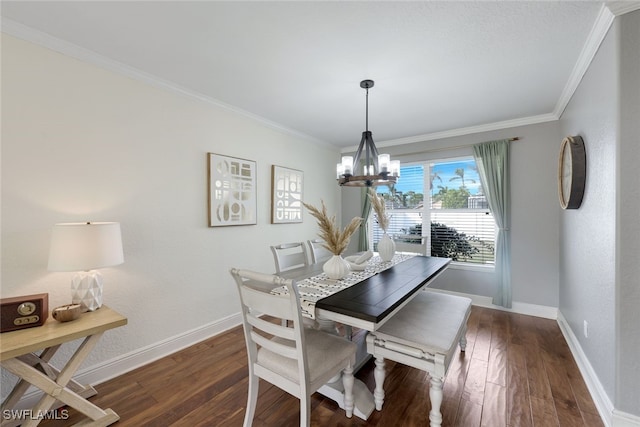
542;351;586;427
471;309;493;362
486;346;507;387
506;343;533;427
525;338;554;402
486;310;508;387
454;397;482;427
530;395;560;427
480;382;506;427
563;355;602;417
441;350;472;426
461;357;488;405
35;306;604;427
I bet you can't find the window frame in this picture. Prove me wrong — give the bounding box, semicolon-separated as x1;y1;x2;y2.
368;156;496;271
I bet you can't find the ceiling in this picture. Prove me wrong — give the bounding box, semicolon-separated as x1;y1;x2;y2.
1;1;607;149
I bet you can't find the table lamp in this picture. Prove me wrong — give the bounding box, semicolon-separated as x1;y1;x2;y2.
48;222;124;311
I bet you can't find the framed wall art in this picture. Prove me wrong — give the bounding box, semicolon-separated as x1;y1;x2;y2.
208;153;257;227
271;165;303;224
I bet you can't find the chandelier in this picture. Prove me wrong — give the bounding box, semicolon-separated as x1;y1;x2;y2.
337;80;400;187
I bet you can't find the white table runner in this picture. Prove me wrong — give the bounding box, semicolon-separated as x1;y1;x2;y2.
271;253;416;319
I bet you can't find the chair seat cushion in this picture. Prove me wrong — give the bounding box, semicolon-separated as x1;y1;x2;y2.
257;328;356;384
374;291;471;356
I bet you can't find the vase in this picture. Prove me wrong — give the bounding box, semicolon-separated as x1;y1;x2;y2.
378;232;396;262
323;255;351;280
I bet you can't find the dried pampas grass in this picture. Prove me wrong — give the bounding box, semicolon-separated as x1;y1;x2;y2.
303;200;362;255
368;188;390;232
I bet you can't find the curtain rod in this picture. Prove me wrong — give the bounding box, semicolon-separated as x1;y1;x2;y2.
395;136;520;157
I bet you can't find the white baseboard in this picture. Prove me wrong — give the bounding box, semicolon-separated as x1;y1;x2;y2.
613;410;640;427
12;312;243;410
426;288;559;319
557;312;621;427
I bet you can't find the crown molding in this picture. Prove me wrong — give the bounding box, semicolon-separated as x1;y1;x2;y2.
606;1;640;16
553;2;640;119
341;113;558;153
553;4;617;119
0;18;331;148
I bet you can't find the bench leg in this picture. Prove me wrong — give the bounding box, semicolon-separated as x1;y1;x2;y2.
429;376;443;427
373;356;385;411
460;324;468;352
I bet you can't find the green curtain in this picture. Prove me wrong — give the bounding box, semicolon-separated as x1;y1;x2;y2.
473;139;511;308
358;187;372;251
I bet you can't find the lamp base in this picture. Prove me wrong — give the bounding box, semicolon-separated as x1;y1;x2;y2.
71;270;103;312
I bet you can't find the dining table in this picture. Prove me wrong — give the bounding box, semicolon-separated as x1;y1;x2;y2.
275;253;451;420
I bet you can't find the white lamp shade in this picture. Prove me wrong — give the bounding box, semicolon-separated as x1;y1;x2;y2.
48;222;124;272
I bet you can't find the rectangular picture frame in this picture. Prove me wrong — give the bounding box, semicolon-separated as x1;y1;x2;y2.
271;165;304;224
208;153;257;227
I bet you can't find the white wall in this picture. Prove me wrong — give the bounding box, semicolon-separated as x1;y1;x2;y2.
1;34;340;397
615;10;640;418
559;19;618;403
559;10;640;420
342;121;562;309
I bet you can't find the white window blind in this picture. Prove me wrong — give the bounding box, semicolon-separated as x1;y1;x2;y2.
370;159;496;266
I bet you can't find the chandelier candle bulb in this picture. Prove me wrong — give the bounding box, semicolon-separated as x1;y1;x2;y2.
341;156;354;176
390;160;401;177
378;154;390;173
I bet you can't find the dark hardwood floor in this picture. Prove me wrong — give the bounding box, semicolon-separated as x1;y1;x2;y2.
39;306;604;426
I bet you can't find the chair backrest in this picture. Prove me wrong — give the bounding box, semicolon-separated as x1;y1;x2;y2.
229;268;310;395
307;239;333;264
270;242;310;273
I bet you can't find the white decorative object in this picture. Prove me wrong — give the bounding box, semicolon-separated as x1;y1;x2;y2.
208;153;257;227
344;251;373;271
378;233;396;262
48;222;124;311
271;165;304;223
323;255;351;280
71;271;104;311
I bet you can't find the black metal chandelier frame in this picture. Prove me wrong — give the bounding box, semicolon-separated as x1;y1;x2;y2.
337;80;399;187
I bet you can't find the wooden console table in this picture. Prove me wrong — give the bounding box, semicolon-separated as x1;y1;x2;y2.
1;306;127;427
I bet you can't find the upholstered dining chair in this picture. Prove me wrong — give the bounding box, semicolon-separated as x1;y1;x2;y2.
230;268;356;427
270;242;310;273
307;239;333;264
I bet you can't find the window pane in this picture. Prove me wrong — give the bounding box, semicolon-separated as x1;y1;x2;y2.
430;210;495;264
370;159;496;265
429;158;495;264
430;158;483;209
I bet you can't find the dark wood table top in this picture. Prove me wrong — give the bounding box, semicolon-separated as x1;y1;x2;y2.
280;255;450;329
315;256;450;324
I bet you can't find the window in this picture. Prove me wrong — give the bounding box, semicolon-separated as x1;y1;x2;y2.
370;157;496;267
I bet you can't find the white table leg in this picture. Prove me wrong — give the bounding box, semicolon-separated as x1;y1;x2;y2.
373;356;385;410
313;315;375;420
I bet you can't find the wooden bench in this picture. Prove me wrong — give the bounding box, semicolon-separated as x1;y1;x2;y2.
366;291;472;427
